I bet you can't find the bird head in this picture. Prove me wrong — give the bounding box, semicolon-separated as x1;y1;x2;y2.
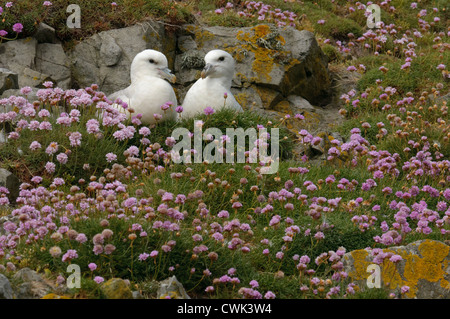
201;50;235;80
130;49;176;84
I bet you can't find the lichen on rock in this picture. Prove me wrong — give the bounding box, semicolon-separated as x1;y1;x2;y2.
343;240;450;299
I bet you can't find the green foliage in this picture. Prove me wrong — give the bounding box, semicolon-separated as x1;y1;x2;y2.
321;44;342;63
1;0;449;301
314;14;363;40
357;49;449;94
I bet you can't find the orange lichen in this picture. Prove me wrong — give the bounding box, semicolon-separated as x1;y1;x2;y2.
41;293;70;299
234;92;250;109
254;86;280;109
235;24;286;83
346;240;450;298
187;25;215;49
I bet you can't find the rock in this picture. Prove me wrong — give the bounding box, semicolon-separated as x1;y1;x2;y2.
34;22;58;44
178;35;198;52
10;65;54;88
0;168;21;204
286;95;316;113
231;86;263;112
35;43;71;89
132;290;144;299
0;37;60;88
0;38;37;71
175;24;331;109
0;68;19;95
41;293;70;299
99;34;122;67
0;274;14;299
13;268;56;299
157;276;190;299
101;278;133;299
70;21;176;95
173;50;205;87
342;240;450;299
13;268;44;283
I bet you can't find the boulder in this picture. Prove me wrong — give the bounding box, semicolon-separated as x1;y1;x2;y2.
0;168;21;204
36;43;71;89
0;37;37;71
41;293;70;299
175;24;331;109
13;268;56;299
12;65;54;88
0;37;61;88
0;274;14;299
157;275;190;299
70;21;176;95
99;34;123;67
0;68;19;95
343;240;450;299
34;22;59;44
101;278;133;299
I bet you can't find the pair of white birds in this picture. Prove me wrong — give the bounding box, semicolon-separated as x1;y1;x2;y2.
108;49;243;125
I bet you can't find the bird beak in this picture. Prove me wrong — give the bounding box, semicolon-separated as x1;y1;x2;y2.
159;67;177;84
201;63;214;79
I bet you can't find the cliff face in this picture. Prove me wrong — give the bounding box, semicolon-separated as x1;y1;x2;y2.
0;21;332;116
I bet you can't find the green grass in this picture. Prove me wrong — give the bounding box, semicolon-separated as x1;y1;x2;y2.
1;0;449;300
357;49;449;94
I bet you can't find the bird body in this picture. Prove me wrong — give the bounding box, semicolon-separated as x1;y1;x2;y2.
108;49;177;124
181;50;243;118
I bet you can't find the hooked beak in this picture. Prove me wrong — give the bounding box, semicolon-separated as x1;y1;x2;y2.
159;67;177;84
201;63;214;79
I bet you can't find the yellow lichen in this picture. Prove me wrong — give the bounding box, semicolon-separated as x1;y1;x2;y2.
41;293;70;299
234;92;250;109
347;240;450;298
235;25;286;83
188;26;215;49
254;86;280;109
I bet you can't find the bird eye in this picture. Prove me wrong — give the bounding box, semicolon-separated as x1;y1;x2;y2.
218;56;225;61
149;59;155;64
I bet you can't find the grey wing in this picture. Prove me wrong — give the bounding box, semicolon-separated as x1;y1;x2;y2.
108;86;132;104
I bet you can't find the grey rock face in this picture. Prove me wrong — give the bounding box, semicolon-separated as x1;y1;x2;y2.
0;168;21;204
70;21;176;96
0;68;19;95
0;21;333;132
36;43;72;89
157;276;190;299
13;268;55;299
174;24;331;109
34;22;58;44
342;240;450;299
0;274;14;299
0;38;37;71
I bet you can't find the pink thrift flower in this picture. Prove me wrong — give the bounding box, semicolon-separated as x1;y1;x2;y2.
94;276;104;284
12;23;23;33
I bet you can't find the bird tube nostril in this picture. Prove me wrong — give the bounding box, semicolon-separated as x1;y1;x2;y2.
201;64;214;79
159;67;177;83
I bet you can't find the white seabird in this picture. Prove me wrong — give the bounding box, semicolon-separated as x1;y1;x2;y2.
108;49;178;125
180;49;243;118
